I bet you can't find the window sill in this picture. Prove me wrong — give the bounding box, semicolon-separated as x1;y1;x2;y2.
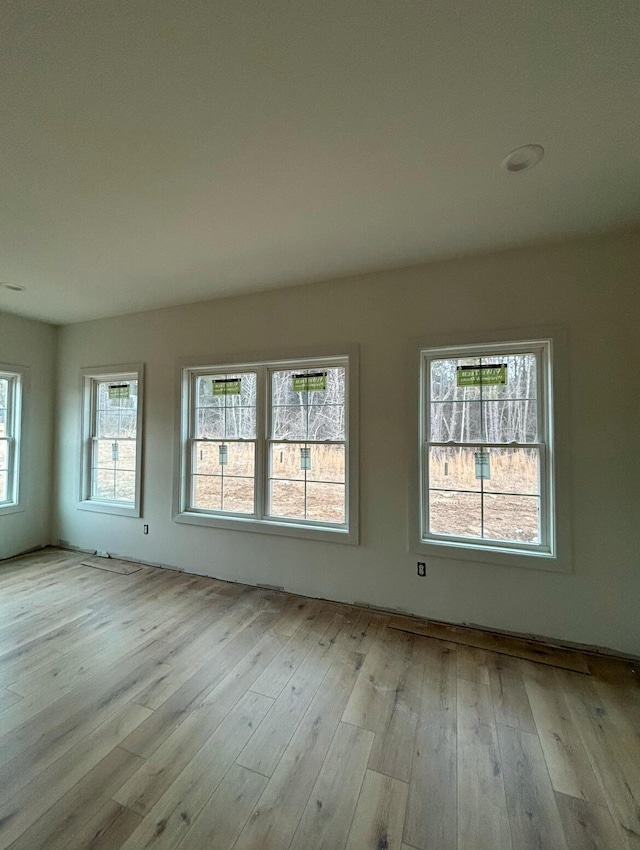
0;502;24;517
174;509;358;545
414;537;571;573
77;499;141;518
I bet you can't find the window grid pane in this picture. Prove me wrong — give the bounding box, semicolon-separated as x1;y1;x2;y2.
267;442;346;524
195;373;257;440
427;449;542;544
191;439;255;515
271;367;346;441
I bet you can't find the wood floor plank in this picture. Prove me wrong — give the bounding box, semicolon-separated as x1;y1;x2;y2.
336;610;388;653
114;631;285;816
118;613;274;759
0;704;149;849
270;597;324;637
521;661;605;802
6;632;161;700
558;669;640;848
66;802;142;850
0;642;65;688
233;650;364;850
457;678;512;850
0;689;22;712
177;764;268;850
456;645;491;687
6;745;144;850
488;653;537;733
345;769;408;850
290;721;374;850
403;643;457;850
250;606;332;699
342;628;415;733
81;556;143;574
0;641;156;740
0;608;93;658
367;633;424;783
587;655;640;734
387;616;591;674
120;691;273;850
498;724;569;850
0;650;165;792
556;791;626;850
237;613;344;777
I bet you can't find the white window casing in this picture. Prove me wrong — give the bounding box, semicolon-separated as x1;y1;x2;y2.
78;364;144;517
0;364;27;515
409;329;571;572
174;347;359;544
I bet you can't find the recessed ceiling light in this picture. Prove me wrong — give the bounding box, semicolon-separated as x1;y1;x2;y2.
1;282;26;292
501;144;545;173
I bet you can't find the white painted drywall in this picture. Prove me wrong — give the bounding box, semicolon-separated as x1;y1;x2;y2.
53;230;640;655
0;311;56;559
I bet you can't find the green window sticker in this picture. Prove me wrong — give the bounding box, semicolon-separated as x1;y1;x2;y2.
456;364;507;387
213;378;242;395
108;384;130;399
292;372;327;392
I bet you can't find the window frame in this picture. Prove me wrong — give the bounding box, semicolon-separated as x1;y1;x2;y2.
409;328;571;573
173;348;359;544
78;364;144;517
0;363;26;516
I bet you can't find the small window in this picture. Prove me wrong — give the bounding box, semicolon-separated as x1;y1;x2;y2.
0;365;25;513
418;339;556;561
79;365;144;517
175;352;358;543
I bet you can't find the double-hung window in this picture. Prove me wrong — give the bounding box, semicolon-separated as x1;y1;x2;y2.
79;365;144;516
416;338;560;565
0;365;25;514
175;352;358;543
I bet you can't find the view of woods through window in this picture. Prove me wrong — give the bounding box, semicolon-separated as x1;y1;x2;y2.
191;366;346;523
0;377;10;502
91;380;139;502
427;352;543;544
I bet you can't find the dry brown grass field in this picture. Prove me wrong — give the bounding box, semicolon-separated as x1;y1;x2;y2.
430;449;540;542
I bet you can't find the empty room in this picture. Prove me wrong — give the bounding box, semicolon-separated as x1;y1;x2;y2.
1;2;639;849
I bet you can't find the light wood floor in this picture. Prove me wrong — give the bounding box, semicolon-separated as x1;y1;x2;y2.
0;548;638;850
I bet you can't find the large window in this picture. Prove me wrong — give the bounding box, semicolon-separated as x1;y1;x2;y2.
0;365;24;514
175;352;358;543
416;338;560;565
79;365;144;517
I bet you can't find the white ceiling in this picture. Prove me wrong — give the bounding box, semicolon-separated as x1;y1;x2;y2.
1;0;639;324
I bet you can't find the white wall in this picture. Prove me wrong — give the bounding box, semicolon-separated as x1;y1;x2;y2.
54;231;640;655
0;310;56;559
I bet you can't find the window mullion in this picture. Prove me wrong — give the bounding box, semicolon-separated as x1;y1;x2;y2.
255;365;268;521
